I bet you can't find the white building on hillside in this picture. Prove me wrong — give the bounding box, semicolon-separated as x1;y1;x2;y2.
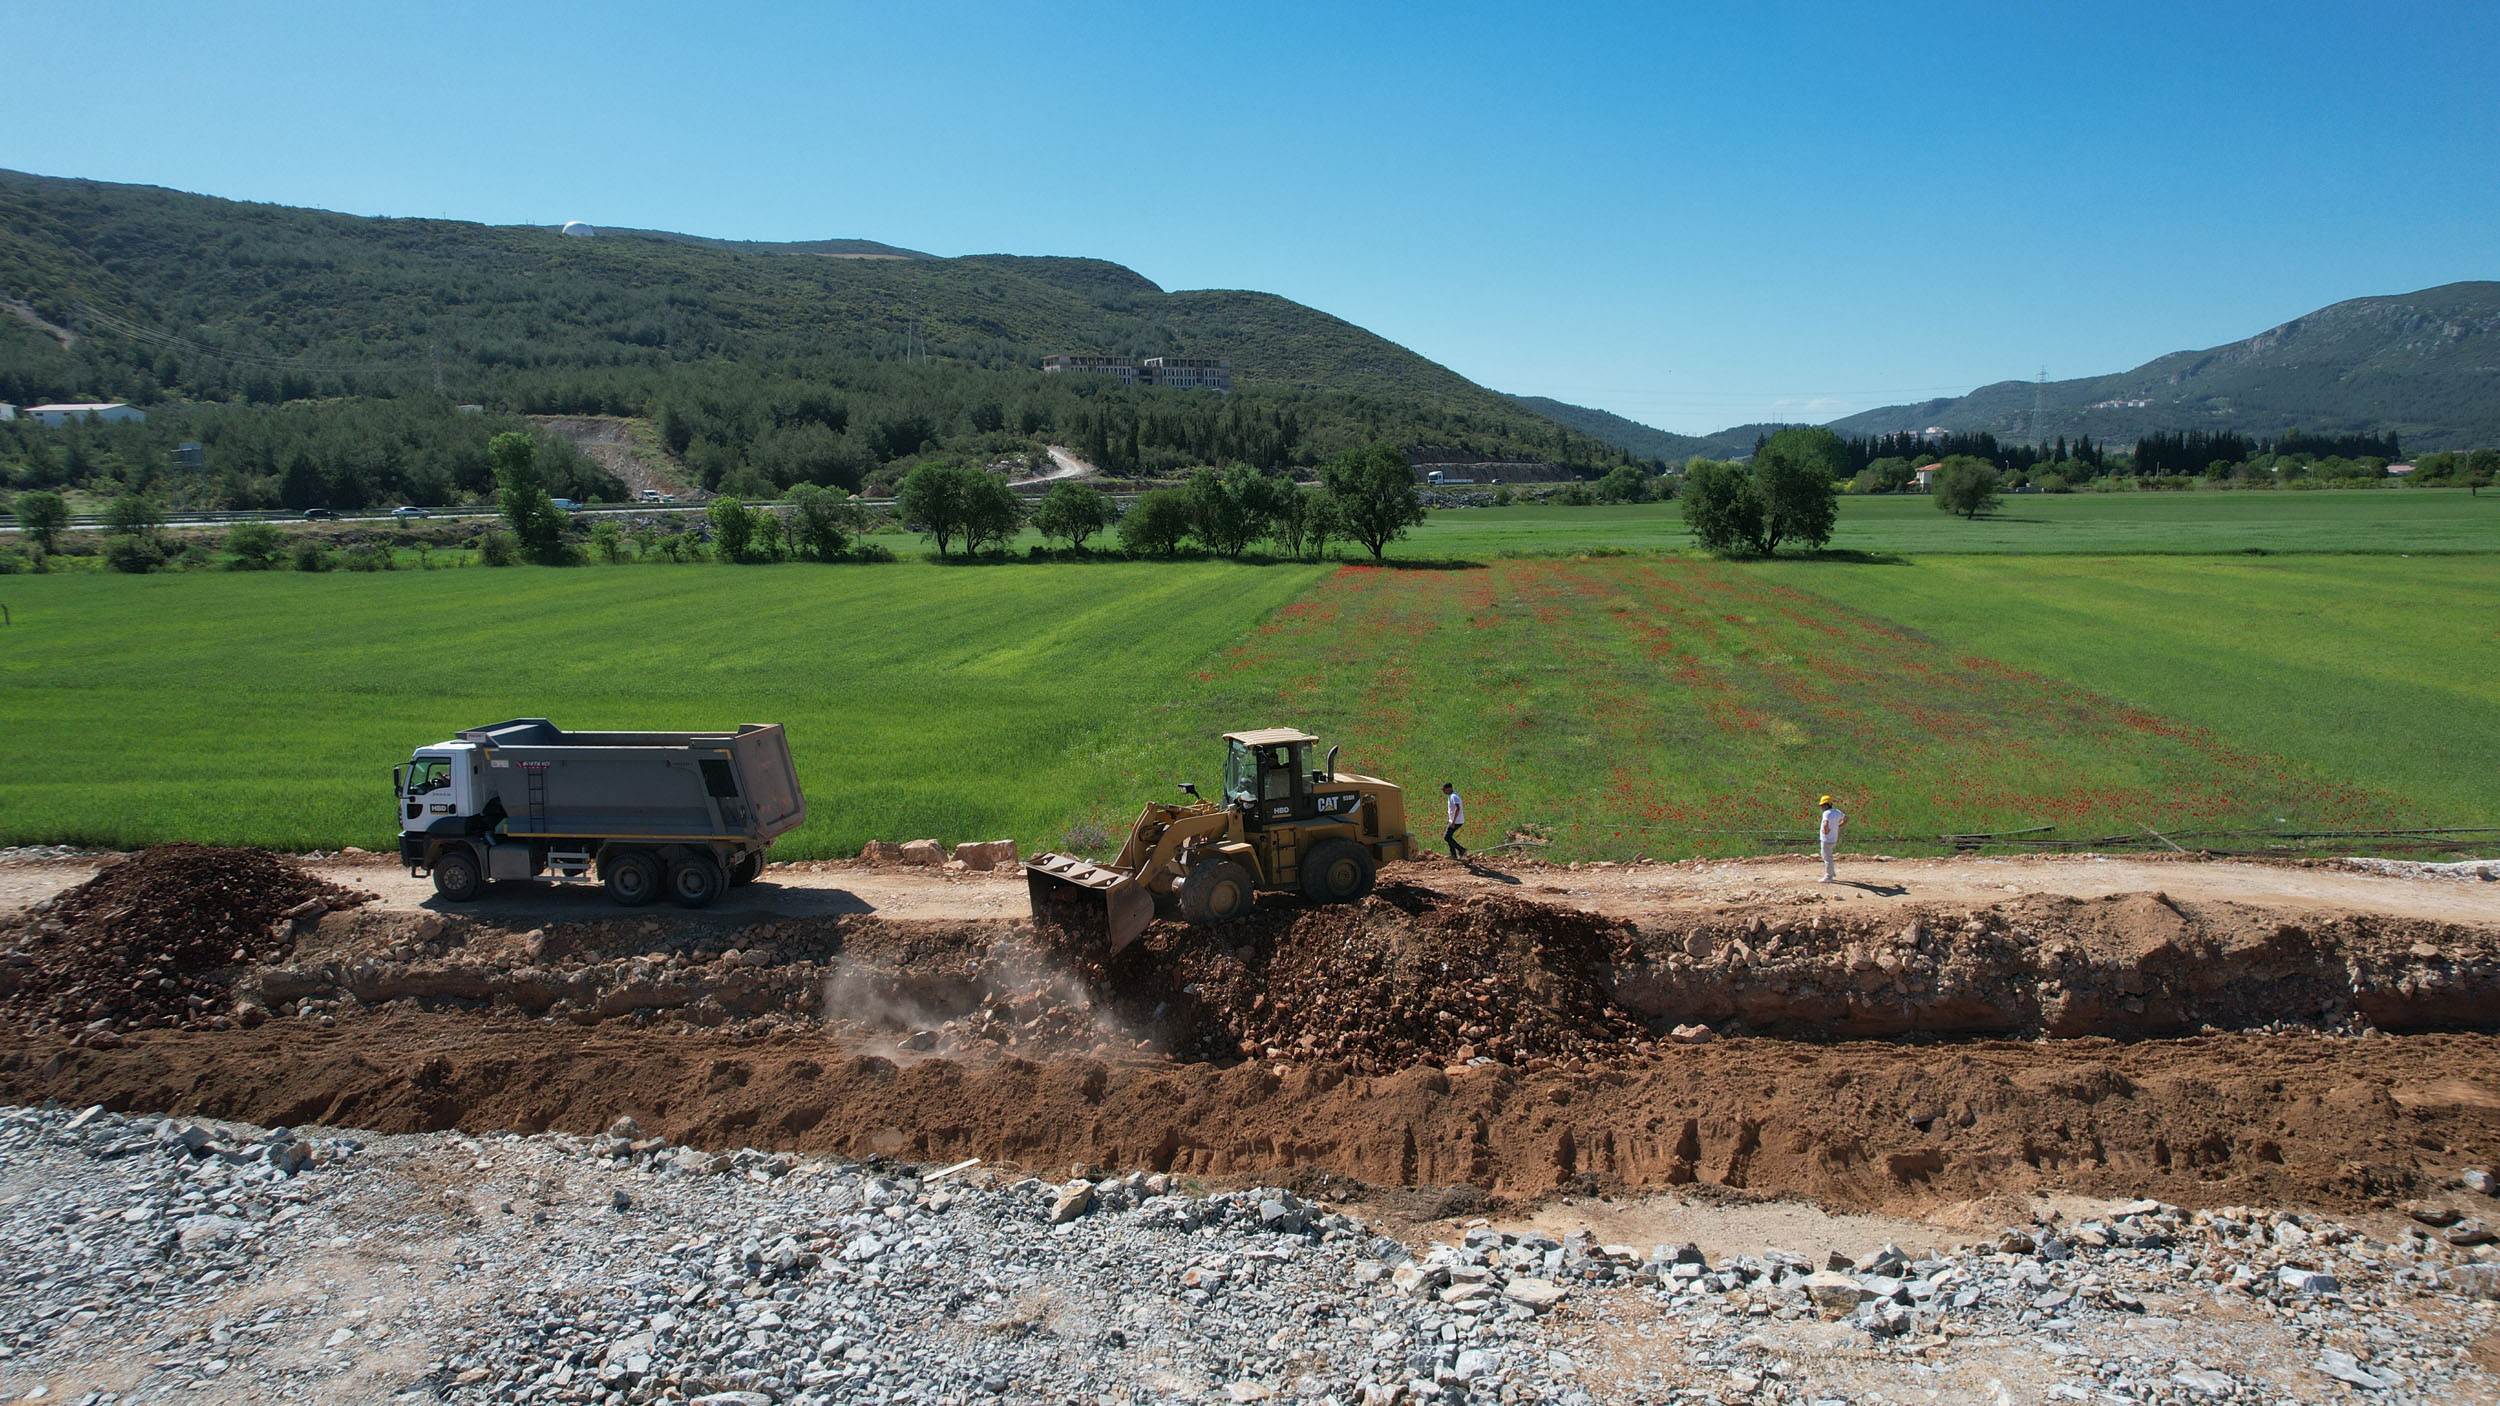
25;402;146;426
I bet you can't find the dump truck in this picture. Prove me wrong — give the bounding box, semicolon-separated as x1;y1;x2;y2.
396;719;806;908
1024;728;1410;953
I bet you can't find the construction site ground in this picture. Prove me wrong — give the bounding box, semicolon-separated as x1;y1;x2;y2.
3;846;2497;1402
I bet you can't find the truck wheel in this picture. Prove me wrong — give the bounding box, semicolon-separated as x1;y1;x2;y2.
1299;839;1378;905
605;850;663;907
730;852;763;886
667;853;726;909
1179;857;1255;925
431;847;484;903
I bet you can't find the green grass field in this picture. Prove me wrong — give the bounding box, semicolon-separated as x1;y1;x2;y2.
0;564;1322;856
4;490;2493;860
1412;485;2500;558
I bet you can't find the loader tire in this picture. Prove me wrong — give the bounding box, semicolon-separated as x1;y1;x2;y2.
667;853;726;909
604;849;663;907
1179;858;1255;926
1300;839;1377;905
730;852;763;886
431;846;484;903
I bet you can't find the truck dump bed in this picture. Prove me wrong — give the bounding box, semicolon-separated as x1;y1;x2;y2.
456;719;806;844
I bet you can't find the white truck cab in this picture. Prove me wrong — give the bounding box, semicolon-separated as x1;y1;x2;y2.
397;742;481;826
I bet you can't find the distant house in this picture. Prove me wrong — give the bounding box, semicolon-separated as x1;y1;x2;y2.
1042;354;1142;387
2387;462;2416;477
24;401;145;426
1911;462;1942;490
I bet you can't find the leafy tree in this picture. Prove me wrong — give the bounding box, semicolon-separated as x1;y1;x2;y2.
788;483;866;560
2033;471;2072;494
1303;488;1343;559
1185;465;1281;557
1596;464;1651;503
708;496;757;562
1267;484;1334;558
12;490;68;555
1117;489;1193;558
225;521;287;569
477;527;520;566
491;432;568;564
589;519;626;563
1033;481;1115;551
1932;456;2001;519
290;539;334;572
1858;457;1916;493
959;472;1026;555
895;460;981;556
104;494;164;543
1678;458;1763;554
2469;449;2499;496
1319;442;1424;560
1750;427;1843;553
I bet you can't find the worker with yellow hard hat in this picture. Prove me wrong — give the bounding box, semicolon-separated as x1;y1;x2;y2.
1817;795;1846;883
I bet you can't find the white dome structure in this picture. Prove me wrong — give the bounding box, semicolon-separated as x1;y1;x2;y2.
560;220;597;238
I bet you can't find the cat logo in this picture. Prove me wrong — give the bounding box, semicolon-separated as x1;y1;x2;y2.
1316;792;1356;815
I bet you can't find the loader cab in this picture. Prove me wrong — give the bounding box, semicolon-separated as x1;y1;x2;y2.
1221;728;1321;828
397;742;480;828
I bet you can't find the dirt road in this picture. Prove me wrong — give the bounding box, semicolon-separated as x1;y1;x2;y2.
6;849;2488;927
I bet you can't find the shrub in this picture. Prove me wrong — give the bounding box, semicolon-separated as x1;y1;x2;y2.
176;542;215;570
227;522;289;569
0;546;28;574
477;529;520;567
1596;464;1651;503
590;520;626;563
104;534;164;574
2033;471;2071;494
291;540;335;572
341;542;394;571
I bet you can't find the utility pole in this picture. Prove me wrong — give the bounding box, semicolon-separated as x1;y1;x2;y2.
2034;366;2048;442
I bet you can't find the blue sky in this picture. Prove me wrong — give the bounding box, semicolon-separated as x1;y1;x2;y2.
4;0;2492;433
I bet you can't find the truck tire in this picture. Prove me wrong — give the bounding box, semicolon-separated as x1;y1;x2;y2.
431;846;484;903
604;849;662;907
1179;857;1255;925
1299;839;1377;905
730;852;763;886
667;853;726;909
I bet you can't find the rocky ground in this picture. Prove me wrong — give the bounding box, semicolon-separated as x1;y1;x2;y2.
3;1103;2497;1405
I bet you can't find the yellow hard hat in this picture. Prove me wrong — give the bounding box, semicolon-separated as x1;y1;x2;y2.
1819;795;1834;806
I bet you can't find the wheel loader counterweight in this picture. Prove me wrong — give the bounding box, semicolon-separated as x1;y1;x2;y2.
1024;729;1411;953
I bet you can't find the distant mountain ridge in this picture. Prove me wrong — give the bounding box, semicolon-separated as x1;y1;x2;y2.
591;227;931;260
1827;282;2500;453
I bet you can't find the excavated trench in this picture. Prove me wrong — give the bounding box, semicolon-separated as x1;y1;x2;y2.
5;852;2499;1216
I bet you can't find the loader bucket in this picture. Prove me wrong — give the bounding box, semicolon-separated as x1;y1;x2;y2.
1024;853;1156;955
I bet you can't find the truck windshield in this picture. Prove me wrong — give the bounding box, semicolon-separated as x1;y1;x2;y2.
405;760;453;796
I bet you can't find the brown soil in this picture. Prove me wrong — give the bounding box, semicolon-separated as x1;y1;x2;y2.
0;845;369;1034
5;849;2498;1218
5;1017;2495;1218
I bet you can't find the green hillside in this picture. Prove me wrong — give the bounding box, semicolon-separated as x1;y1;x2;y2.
1501;395;1705;463
1828;282;2500;452
0;170;1643;507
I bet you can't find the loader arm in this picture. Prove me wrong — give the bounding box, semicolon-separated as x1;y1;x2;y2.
1026;803;1238;956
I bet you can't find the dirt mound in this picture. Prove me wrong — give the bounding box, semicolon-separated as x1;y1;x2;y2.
1099;889;1650;1073
0;845;369;1036
9;1016;2497;1216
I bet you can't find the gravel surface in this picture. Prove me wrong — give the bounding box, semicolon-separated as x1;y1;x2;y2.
3;1103;2496;1405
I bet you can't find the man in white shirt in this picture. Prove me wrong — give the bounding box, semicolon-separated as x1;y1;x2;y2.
1441;782;1468;861
1818;795;1845;882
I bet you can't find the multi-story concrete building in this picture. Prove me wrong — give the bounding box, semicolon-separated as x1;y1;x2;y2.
1043;354;1231;392
1041;354;1142;387
1140;356;1231;392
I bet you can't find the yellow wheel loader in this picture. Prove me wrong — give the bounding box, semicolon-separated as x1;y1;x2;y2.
1025;729;1412;954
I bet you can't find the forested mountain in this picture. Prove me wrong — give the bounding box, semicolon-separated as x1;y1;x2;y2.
1502;395;1705;463
0;169;1642;508
1828;283;2500;453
